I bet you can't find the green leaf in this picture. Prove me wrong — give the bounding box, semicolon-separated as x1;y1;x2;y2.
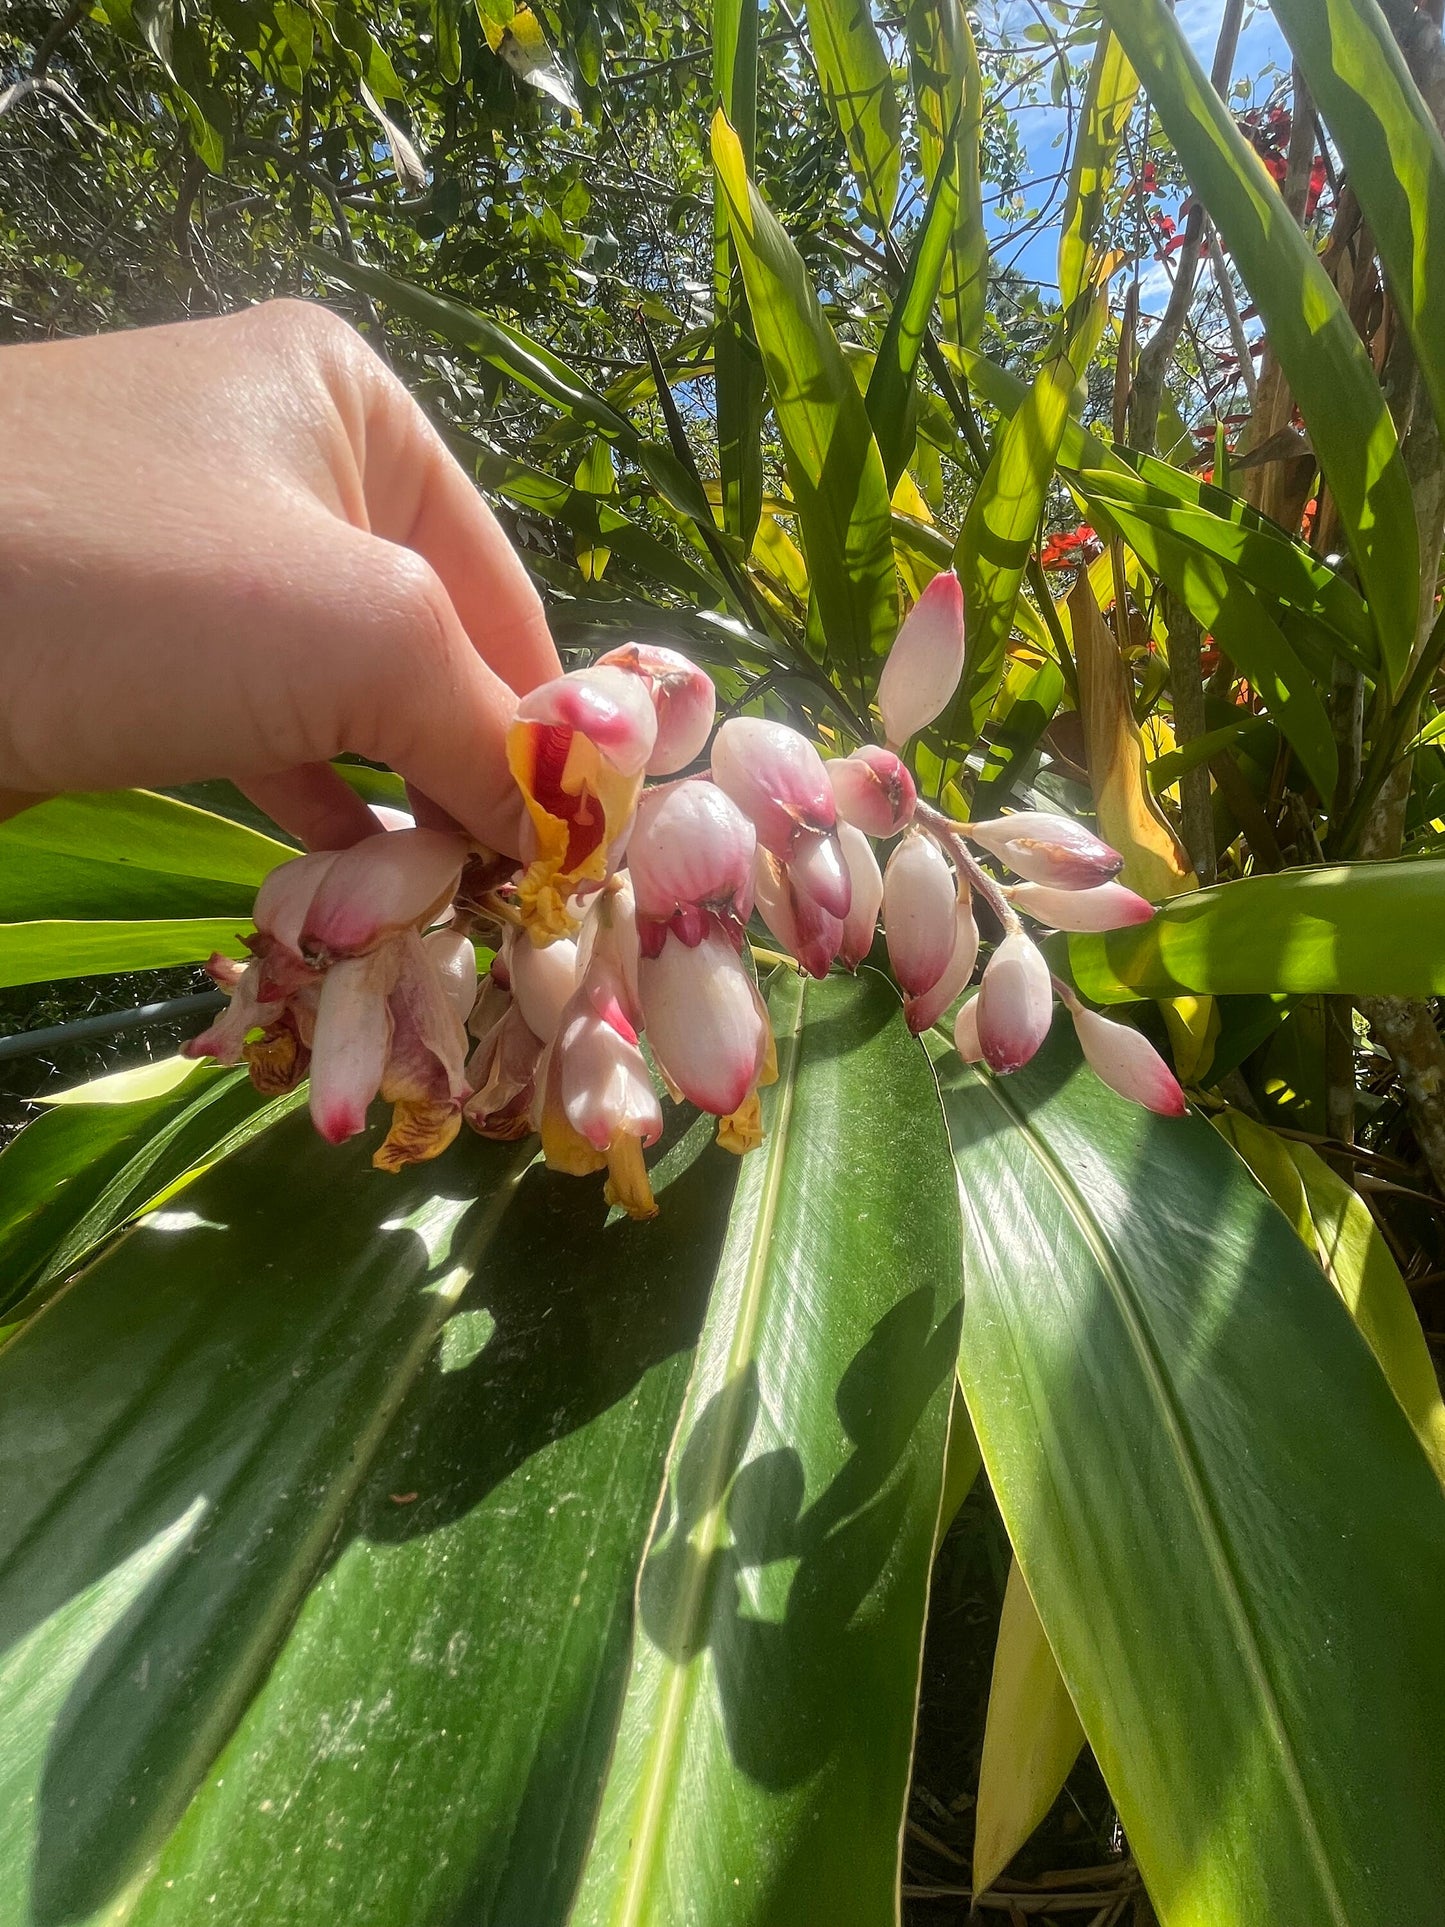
804;0;901;230
1213;1111;1445;1486
0;1109;742;1925
712;112;899;695
972;1559;1085;1897
0;790;290;923
1099;0;1419;688
905;0;987;349
936;1029;1445;1924
1058;27;1138;309
971;655;1066;812
0;919;251;991
1271;0;1445;451
1069;859;1445;1003
713;0;764;549
949;345;1076;745
866;129;960;489
570;970;962;1925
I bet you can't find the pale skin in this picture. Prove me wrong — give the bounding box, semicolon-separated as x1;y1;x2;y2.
0;299;561;853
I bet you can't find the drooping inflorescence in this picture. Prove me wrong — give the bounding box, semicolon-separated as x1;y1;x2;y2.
188;571;1185;1217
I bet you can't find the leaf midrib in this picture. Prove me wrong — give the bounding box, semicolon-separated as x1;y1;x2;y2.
608;970;809;1927
969;1069;1349;1927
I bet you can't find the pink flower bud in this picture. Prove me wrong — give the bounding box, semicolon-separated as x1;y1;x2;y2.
626;779;756;922
507;930;577;1043
883;830;957;998
1070;1005;1187;1116
1009;880;1154;931
786;828;852;921
905;893;980;1035
965;813;1123;889
556;1005;664;1153
752;848;844;979
827;746;917;838
598;643;717;775
308;948;397;1143
954;997;983;1064
711;717;836;854
300;829;470;963
515;665;658;777
638;921;770;1116
254;851;338;958
837;822;883;970
876;570;966;748
975;931;1055;1074
576;875;643;1032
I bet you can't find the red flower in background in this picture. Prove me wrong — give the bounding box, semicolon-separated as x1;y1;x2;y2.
1040;523;1100;572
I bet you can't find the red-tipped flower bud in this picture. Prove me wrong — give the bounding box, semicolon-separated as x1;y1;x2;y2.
976;931;1054;1074
711;717;836;854
1009;880;1154;931
598;643;717;775
638;919;771;1116
786;828;852;922
752;849;845;979
516;664;658;777
837;822;883;971
1071;1005;1187;1116
966;812;1123;890
905;892;980;1035
627;779;756;923
876;570;966;749
827;746;917;839
883;830;957;998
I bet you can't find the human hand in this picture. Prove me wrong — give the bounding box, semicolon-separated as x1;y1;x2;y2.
0;299;560;852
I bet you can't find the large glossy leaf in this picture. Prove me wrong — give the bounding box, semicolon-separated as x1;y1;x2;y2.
0;917;251;991
972;1559;1084;1897
805;0;901;230
1057;27;1137;309
570;969;962;1926
905;0;986;349
1100;0;1419;688
935;1028;1445;1924
1213;1110;1445;1485
1271;0;1445;446
712;112;898;695
0;1059;284;1322
0;790;288;923
866;132;959;490
1070;859;1445;1003
949;347;1076;745
0;1108;740;1927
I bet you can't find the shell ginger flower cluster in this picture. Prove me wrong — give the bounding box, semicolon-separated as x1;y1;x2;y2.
188;582;1184;1220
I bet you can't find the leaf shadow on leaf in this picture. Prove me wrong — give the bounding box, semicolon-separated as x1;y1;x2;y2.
19;1105;738;1927
636;1279;961;1794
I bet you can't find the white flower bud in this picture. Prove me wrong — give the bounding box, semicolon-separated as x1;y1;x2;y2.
876;570;966;748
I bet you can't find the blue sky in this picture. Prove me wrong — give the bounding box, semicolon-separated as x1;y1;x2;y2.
982;0;1291;310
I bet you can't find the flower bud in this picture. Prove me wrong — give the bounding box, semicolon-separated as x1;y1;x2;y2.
975;931;1055;1074
883;830;957;998
876;570;966;748
711;717;835;854
626;779;756;923
423;928;480;1027
905;893;980;1035
786;828;852;922
954;997;983;1064
507;930;578;1043
638;920;770;1117
556;1007;663;1155
308;948;397;1144
300;829;469;964
254;851;338;958
1009;880;1153;931
965;813;1123;889
515;664;658;777
1070;1005;1187;1116
598;642;717;775
752;848;845;980
827;746;917;839
837;822;883;971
